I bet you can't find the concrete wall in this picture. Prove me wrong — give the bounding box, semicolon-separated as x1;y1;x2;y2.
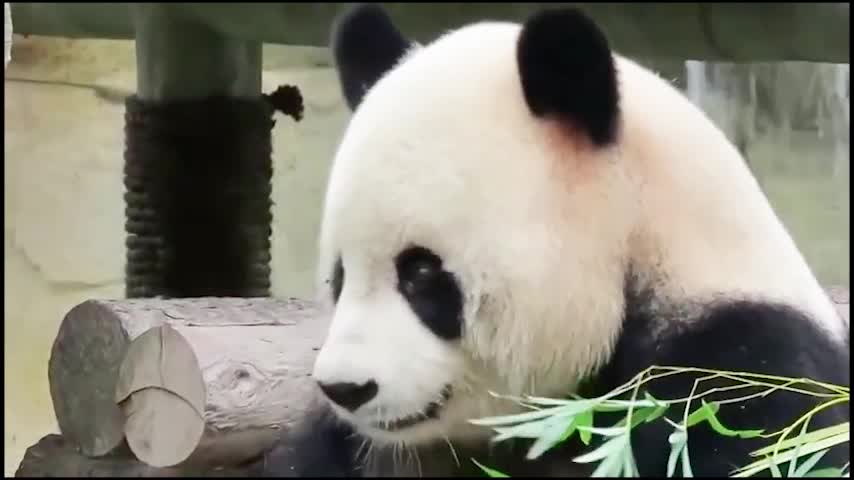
3;36;349;474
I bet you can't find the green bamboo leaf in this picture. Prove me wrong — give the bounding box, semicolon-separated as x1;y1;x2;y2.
794;450;830;478
644;392;666;407
733;433;849;477
789;418;815;477
526;417;576;460
623;440;640;477
667;430;687;478
469;405;574;427
471;458;510;478
591;399;661;412
576;410;594;445
588;435;630;478
560;418;580;443
573;435;628;464
700;400;764;438
751;423;850;458
616;404;671;430
577;425;627;437
492;417;559;442
681;441;694;477
643;402;670;424
767;456;783;477
590;448;624;478
685;401;719;428
803;467;847;477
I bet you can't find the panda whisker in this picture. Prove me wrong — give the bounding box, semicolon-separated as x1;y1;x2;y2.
354;437;368;471
392;440;405;472
363;439;376;469
443;435;461;468
399;442;417;475
354;436;371;464
410;445;424;477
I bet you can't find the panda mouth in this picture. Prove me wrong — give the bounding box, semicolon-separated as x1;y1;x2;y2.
372;385;453;431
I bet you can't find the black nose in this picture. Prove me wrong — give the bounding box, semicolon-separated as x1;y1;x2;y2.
317;380;379;411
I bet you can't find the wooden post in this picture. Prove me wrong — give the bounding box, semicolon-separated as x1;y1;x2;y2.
132;4;261;102
123;4;274;298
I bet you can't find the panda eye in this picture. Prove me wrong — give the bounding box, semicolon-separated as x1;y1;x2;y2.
397;249;441;291
413;260;438;279
394;245;464;341
403;261;438;294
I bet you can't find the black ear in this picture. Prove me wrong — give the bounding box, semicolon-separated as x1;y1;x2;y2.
331;4;413;110
517;9;620;147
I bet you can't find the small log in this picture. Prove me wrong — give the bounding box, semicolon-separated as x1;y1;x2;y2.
48;297;330;465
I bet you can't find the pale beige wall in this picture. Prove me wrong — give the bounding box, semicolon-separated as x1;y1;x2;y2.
3;36;349;475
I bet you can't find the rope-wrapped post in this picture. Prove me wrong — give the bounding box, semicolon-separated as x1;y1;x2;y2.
123;5;303;299
124;96;274;298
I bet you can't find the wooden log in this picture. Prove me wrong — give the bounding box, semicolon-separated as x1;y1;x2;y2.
14;433;265;477
47;297;330;466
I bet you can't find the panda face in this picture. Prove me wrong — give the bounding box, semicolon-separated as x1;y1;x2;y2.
313;243;466;442
311;6;634;445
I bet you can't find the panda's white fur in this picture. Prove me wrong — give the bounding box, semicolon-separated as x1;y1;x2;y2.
313;19;844;447
262;6;849;477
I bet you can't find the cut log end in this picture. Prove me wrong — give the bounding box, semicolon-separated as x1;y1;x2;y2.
117;324;207;467
121;388;206;468
48;300;132;457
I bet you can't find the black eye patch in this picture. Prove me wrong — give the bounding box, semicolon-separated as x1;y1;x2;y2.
394;246;464;341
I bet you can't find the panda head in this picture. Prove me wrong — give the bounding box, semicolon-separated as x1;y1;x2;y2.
312;5;638;446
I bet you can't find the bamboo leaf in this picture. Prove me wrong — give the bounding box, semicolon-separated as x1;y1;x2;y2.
701;400;764;438
733;433;849;477
471;458;510;478
576;425;627;437
469;405;574;427
685;401;719;428
575;410;594;445
751;423;850;458
573;435;627;464
667;430;687;478
492;417;558;442
623;440;639;477
803;467;847;477
794;450;830;478
590;448;624;478
789;418;815;477
526;417;576;460
681;441;694;477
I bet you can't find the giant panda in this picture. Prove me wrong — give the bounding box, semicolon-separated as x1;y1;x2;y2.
263;4;850;478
